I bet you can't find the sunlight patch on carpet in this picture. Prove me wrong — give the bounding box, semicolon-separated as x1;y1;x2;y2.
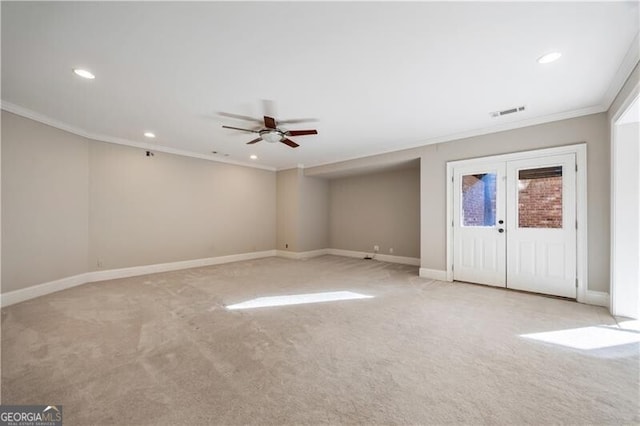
618;320;640;331
226;291;374;310
521;324;640;350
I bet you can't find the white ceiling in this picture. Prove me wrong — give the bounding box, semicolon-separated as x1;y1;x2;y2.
2;1;639;170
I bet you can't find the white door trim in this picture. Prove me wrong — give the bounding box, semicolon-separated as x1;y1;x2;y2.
446;143;588;303
610;82;640;318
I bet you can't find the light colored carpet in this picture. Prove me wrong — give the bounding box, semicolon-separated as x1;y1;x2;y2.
2;255;638;425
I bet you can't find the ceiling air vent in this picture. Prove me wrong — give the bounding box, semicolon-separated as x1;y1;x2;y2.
490;105;526;118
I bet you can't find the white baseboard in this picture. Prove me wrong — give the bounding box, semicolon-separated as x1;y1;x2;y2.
1;248;419;307
326;248;420;266
325;248;367;260
1;250;612;312
584;290;610;308
276;248;420;266
276;249;329;260
89;250;277;282
1;250;277;308
1;273;91;307
419;268;448;281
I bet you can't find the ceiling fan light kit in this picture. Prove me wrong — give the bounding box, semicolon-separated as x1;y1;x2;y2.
222;114;317;149
260;130;284;143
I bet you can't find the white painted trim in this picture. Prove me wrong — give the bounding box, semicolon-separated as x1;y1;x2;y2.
575;145;589;304
1;247;422;307
446;143;588;167
584;290;610;308
1;245;599;308
327;248;372;260
1;250;277;307
1;273;91;307
301;106;605;171
446;144;589;302
275;249;329;260
327;248;420;266
372;253;420;266
274;250;298;260
610;78;640;317
1;98;604;175
419;268;447;281
602;32;640;111
446;161;454;282
88;250;277;282
611;82;640;126
0;101;276;172
5;30;636;176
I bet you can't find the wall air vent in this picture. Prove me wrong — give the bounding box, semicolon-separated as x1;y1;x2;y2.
490;105;526;118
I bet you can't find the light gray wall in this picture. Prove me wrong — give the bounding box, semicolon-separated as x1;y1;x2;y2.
88;141;275;270
2;111;89;292
299;175;329;252
276;168;300;251
330;167;420;258
2;111;276;292
308;113;611;292
276;168;329;252
0;108;618;294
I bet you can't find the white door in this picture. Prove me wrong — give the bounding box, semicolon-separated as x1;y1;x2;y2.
452;154;577;298
453;163;506;287
506;154;577;298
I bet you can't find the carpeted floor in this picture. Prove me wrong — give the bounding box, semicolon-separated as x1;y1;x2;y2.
2;255;638;425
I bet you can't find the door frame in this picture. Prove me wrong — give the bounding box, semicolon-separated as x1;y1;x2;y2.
610;85;640;318
446;144;588;303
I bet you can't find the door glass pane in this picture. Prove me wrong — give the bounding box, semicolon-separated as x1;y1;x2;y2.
461;173;496;226
518;166;563;228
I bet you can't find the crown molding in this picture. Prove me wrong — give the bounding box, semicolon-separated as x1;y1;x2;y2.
303;104;606;171
0;101;276;172
602;31;640;111
0;96;613;174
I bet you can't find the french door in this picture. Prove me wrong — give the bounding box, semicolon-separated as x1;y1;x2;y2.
452;154;577;298
453;162;506;287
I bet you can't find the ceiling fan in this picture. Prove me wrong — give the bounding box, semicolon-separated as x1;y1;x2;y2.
221;114;318;148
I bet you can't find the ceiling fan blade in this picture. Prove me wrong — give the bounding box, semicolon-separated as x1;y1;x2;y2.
281;138;300;148
222;125;259;133
217;112;262;123
264;116;277;129
278;118;319;125
286;129;318;136
246;137;262;145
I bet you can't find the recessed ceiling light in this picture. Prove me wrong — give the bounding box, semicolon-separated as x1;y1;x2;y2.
537;51;562;64
144;132;156;138
250;154;258;160
73;68;95;79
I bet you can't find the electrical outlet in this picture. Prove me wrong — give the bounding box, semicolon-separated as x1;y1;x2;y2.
285;243;288;249
374;245;379;252
97;259;103;268
389;248;394;254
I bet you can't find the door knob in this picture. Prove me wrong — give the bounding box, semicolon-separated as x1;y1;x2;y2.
498;220;504;224
498;228;504;233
